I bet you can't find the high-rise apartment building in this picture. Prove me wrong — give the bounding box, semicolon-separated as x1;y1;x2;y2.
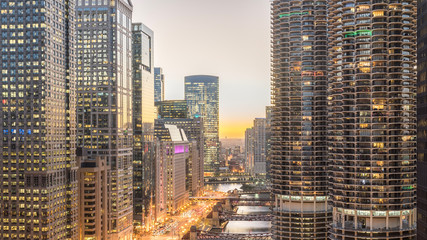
156;100;188;119
76;0;134;239
0;0;78;239
154;67;165;102
329;1;417;239
271;0;330;239
132;23;156;233
419;0;427;237
185;75;219;174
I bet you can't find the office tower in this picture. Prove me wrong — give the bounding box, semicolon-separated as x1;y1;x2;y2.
185;75;219;174
77;154;109;240
156;100;189;119
154;67;165;102
253;118;267;174
155;124;190;218
245;128;255;174
271;0;330;239
419;0;427;237
76;0;134;239
132;23;156;234
329;1;417;239
0;0;78;239
155;117;204;197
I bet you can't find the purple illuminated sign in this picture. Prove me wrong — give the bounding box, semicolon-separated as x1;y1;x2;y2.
175;145;185;154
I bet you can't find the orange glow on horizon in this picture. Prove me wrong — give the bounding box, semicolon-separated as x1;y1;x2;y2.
220;121;252;139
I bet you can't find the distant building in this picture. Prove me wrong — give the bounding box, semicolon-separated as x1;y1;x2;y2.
245;128;255;174
253;118;267;174
185;75;220;174
156;100;189;119
132;23;157;233
76;0;134;239
155;124;190;217
245;119;267;175
154;68;165;102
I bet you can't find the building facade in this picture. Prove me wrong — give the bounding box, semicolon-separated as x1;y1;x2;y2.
185;75;219;174
155;118;204;197
156;100;188;119
0;0;78;239
253;118;267;174
76;0;134;239
244;128;255;174
155;124;190;218
271;0;330;239
328;0;417;239
77;155;109;240
132;23;156;234
419;0;427;237
154;67;165;102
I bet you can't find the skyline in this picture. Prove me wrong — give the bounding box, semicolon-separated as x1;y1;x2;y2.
133;0;271;139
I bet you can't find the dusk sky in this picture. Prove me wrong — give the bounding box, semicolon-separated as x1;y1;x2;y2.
133;0;271;139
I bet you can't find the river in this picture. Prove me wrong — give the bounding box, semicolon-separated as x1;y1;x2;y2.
208;183;272;235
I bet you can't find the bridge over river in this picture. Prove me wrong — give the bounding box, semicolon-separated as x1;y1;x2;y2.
197;232;272;240
220;214;273;222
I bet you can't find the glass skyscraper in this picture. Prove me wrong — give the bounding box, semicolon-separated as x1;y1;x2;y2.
328;0;417;239
156;100;188;119
76;0;134;239
154;67;164;102
271;0;330;239
185;75;219;174
132;23;156;234
0;0;78;239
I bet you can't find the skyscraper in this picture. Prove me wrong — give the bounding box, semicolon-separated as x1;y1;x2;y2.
155;117;204;197
76;0;134;239
245;118;267;175
132;23;156;234
329;1;417;239
155;99;204;197
185;75;219;174
156;100;188;119
154;67;165;102
418;0;427;237
245;128;255;174
0;0;78;239
253;118;267;174
154;124;190;217
271;0;330;239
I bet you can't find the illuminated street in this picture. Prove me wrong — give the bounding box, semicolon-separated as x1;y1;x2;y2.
136;191;226;240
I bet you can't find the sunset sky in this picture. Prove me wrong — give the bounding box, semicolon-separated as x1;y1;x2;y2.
133;0;271;139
